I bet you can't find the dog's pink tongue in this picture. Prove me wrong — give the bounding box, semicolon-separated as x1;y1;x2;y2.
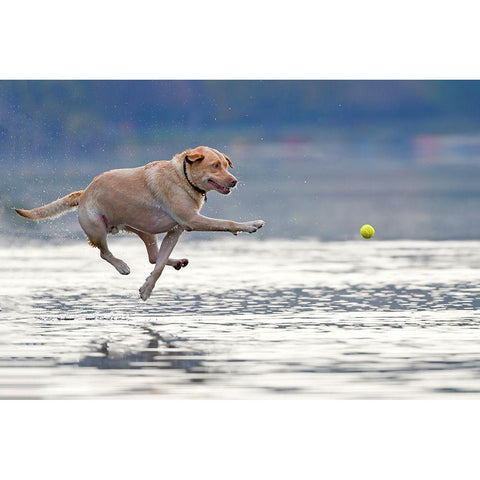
210;180;229;194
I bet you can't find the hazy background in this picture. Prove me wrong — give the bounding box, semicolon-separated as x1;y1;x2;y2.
1;80;480;241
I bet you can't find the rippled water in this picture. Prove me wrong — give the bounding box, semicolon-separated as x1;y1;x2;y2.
1;237;480;398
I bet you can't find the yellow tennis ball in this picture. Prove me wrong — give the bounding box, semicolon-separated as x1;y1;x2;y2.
360;224;375;239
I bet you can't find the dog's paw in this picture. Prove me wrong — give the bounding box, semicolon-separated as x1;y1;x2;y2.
172;258;189;270
139;278;154;301
243;220;265;234
114;260;131;275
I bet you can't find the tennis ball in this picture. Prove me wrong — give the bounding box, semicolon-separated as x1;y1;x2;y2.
360;224;375;239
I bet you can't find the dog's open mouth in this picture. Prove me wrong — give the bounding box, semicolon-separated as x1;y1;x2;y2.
208;179;231;194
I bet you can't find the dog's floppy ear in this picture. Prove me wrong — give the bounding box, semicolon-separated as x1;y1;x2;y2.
224;154;234;169
184;148;205;164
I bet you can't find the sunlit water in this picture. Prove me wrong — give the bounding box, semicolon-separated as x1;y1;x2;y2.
1;237;480;399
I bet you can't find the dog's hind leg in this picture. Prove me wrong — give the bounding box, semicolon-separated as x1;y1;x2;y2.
79;211;130;275
124;226;159;264
125;226;188;269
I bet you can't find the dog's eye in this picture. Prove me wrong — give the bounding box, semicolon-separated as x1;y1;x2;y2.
213;163;219;169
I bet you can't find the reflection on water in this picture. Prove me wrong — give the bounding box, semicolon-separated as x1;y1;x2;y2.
77;327;205;374
1;238;480;398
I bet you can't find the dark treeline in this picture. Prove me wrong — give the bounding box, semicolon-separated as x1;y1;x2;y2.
1;80;480;160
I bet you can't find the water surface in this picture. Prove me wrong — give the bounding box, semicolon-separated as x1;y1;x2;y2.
1;238;480;398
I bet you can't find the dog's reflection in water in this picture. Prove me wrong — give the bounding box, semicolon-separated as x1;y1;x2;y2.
77;328;206;376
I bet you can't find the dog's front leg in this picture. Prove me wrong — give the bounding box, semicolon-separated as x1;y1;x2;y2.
184;213;264;235
139;226;183;301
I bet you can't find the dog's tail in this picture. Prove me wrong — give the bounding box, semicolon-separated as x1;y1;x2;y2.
15;190;84;221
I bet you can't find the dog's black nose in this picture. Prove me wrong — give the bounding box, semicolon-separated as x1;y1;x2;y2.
230;179;238;187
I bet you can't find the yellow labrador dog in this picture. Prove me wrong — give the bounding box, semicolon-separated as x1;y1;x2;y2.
15;146;265;300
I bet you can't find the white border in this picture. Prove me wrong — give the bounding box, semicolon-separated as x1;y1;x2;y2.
2;1;480;79
1;401;478;479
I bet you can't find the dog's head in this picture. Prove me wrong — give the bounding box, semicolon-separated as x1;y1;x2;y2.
182;146;237;195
